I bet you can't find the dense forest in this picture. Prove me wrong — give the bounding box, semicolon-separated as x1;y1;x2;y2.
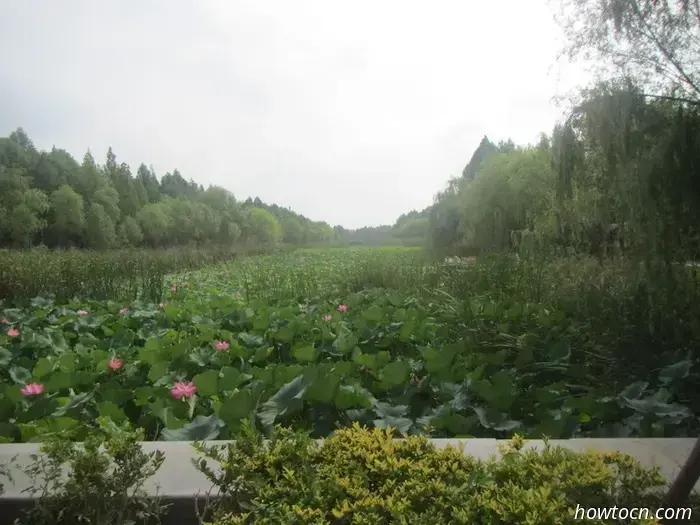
0;134;337;249
0;133;429;250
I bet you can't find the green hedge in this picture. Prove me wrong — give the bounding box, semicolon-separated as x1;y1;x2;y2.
194;423;700;524
2;424;699;524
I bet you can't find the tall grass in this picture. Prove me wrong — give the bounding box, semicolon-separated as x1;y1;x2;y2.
0;246;247;304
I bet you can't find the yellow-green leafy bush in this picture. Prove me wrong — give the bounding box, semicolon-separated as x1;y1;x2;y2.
194;423;694;524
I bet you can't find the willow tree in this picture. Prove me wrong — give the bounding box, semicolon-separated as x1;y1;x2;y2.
553;0;700;261
454;148;551;253
554;0;700;103
551;82;700;262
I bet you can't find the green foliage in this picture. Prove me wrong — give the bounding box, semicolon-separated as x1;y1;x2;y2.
0;129;352;251
245;208;282;247
195;423;685;524
136;203;171;247
0;127;434;250
462;135;499;180
0;167;49;247
455;147;555;253
49;185;86;247
0;248;696;443
117;216;144;247
0;246;244;303
18;426;168;525
85;203;117;249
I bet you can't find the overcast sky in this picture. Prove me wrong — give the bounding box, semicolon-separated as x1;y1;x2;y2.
0;1;588;228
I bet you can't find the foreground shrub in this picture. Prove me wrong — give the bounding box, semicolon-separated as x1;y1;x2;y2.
0;455;13;496
194;423;694;524
17;427;168;525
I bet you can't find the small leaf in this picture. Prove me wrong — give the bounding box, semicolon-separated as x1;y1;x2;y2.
292;345;318;363
194;370;219;396
472;406;521;431
219;390;254;425
97;401;127;423
257;375;307;429
274;325;295;342
335;384;374;410
0;347;12;367
659;359;692;385
421;346;456;373
148;362;169;383
373;416;413;434
334;329;358;353
620;381;648;400
33;358;54;379
9;366;31;384
548;340;570;362
220;367;246;391
362;306;383;322
161;415;224;441
53;391;94;416
238;332;264;347
380;361;409;387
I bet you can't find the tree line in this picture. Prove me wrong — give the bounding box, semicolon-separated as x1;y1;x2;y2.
426;0;700;264
0;129;433;250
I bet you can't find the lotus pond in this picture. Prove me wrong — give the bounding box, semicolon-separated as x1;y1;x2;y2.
0;247;698;442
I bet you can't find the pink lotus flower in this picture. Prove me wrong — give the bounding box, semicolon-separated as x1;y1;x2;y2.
77;309;88;316
322;315;332;322
21;383;44;396
119;307;127;315
337;304;348;312
215;340;230;351
0;317;8;324
7;327;20;337
171;381;197;399
108;358;123;371
171;284;177;293
183;281;189;287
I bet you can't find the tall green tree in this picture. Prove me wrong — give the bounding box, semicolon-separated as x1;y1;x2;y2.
48;185;86;247
85;203;117;249
117;216;144;246
0;167;49;247
136;164;161;202
246;207;283;246
462;136;499;180
74;152;104;199
137;202;172;247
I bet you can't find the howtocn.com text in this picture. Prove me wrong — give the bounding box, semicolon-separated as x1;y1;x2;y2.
575;504;692;521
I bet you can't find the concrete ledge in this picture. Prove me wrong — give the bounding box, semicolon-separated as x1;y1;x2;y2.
0;438;697;525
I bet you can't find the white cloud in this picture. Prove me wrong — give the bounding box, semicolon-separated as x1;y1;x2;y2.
0;0;589;228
